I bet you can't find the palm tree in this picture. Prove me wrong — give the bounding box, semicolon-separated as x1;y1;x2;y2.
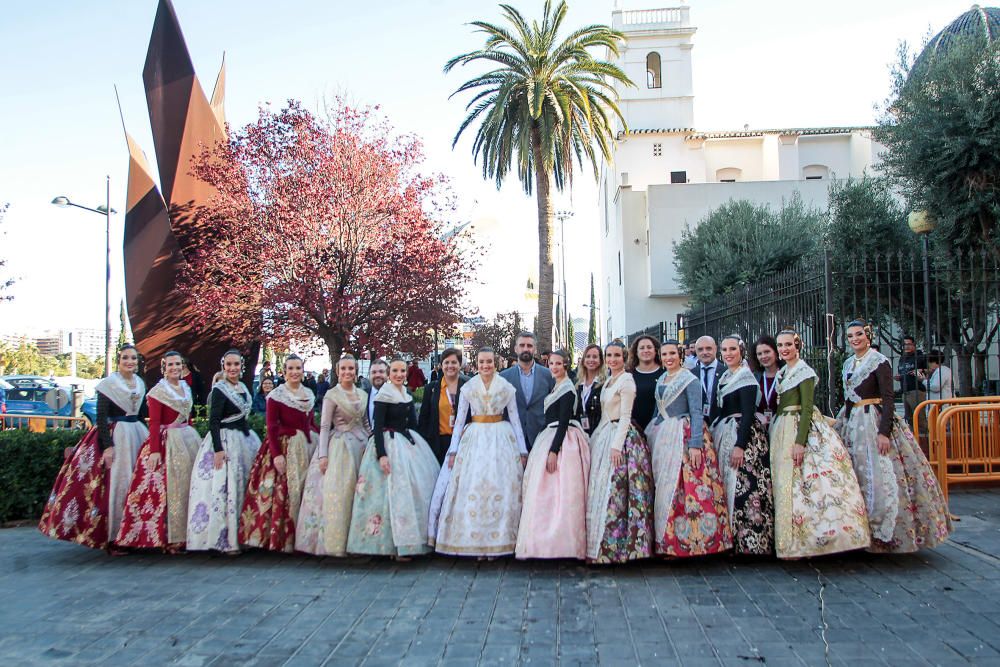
446;0;631;351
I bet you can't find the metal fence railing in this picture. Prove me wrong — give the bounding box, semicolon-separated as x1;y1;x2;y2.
673;249;1000;414
1;413;90;432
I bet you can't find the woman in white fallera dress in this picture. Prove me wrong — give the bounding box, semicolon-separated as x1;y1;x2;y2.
297;355;371;556
432;347;529;557
187;349;262;553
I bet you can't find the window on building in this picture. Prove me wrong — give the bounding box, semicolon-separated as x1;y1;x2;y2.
670;170;687;184
653;143;662;157
802;164;830;180
716;167;742;182
646;52;662;89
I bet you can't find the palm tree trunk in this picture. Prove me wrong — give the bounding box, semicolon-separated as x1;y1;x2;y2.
532;127;555;353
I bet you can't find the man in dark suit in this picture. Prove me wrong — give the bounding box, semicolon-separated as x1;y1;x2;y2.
695;335;722;425
500;331;555;449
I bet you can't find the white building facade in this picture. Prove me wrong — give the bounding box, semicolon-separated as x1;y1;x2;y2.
599;6;885;341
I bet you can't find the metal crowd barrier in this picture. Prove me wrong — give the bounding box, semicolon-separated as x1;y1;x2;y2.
915;397;1000;499
0;413;90;432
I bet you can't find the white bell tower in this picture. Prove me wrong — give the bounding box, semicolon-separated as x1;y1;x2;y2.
610;4;696;130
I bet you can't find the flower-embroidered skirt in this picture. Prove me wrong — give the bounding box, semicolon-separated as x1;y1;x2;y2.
296;428;367;556
770;409;870;559
586;420;654;563
434;422;524;556
238;430;314;552
347;430;438;557
186;427;261;553
115;425;200;549
839;407;951;552
711;416;775;555
648;417;732;557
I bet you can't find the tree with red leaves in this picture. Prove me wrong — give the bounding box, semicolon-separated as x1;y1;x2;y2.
183;100;475;366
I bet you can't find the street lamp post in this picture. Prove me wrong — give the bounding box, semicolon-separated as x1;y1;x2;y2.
908;210;936;354
52;176;117;378
555;210;573;350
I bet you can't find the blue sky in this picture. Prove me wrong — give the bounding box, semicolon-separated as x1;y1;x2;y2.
0;0;976;335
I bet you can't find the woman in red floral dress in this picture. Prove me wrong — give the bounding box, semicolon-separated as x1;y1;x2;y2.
239;355;318;552
39;345;149;550
115;351;201;551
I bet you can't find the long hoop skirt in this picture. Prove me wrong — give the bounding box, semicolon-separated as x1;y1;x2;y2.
586;420;654;563
239;430;314;552
347;430;438;556
840;407;951;552
38;420;148;549
115;424;201;549
186;428;262;553
770;408;870;558
516;425;591;559
647;417;731;557
434;422;524;556
296;428;367;556
711;416;775;555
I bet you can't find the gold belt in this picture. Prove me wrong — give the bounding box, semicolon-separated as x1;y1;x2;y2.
472;415;503;424
854;398;882;408
779;406;801;414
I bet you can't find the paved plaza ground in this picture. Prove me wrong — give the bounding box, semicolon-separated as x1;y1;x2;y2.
1;490;999;667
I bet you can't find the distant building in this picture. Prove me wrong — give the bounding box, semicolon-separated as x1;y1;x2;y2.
599;5;885;340
1;328;105;359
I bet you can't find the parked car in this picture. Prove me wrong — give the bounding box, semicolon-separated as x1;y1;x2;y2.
1;375;80;428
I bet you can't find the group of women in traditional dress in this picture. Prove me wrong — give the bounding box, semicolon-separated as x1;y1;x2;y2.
39;321;951;561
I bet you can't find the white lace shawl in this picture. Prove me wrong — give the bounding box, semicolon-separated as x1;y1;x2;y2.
717;364;762;406
212;380;252;423
543;377;575;410
656;368;697;409
147;378;193;418
374;382;412;404
95;372;145;415
267;382;315;413
842;349;888;403
776;360;818;395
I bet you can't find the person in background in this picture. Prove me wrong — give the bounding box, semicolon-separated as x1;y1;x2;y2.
303;371;318;394
258;360;274;384
627;335;664;431
896;335;926;429
429;362;442;385
417;348;468;464
920;350;953;401
695;336;722;425
576;344;604;436
181;357;206;406
500;332;555;449
316;370;331;403
365;360;389;426
253;377;274;415
684;342;699;370
751;335;783;428
406;359;427;391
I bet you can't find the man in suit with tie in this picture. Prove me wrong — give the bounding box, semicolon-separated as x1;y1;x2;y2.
500;331;555;450
695;336;722;425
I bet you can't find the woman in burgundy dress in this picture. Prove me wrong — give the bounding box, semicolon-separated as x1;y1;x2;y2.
239;354;318;552
115;351;201;551
39;344;148;550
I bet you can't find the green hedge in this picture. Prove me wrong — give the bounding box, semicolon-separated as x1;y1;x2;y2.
0;429;81;523
2;414;272;524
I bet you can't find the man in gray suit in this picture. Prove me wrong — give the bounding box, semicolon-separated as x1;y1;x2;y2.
500;331;555;450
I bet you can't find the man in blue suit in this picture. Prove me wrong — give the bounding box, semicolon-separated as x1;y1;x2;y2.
500;331;554;450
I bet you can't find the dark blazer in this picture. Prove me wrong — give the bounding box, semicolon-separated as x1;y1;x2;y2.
417;375;470;442
695;359;723;424
577;379;602;436
500;363;555;449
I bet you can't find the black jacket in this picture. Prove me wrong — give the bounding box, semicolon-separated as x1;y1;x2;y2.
577;380;602;436
417;375;470;441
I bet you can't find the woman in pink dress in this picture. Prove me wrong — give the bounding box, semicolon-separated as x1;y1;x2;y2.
516;350;591;559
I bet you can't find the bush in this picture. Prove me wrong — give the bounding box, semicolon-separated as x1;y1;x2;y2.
0;429;82;523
